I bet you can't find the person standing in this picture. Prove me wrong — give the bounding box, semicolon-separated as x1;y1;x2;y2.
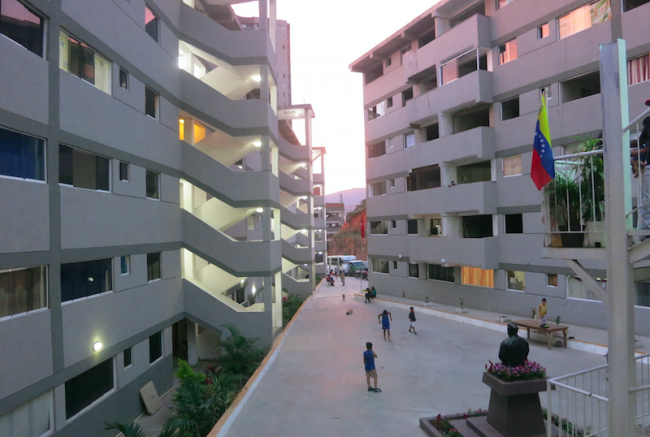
408;307;417;335
538;298;548;326
363;342;380;392
378;310;392;342
340;269;345;286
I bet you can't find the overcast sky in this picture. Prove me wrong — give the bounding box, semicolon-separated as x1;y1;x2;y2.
233;0;440;194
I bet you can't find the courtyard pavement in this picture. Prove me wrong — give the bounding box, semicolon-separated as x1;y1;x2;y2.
219;277;605;437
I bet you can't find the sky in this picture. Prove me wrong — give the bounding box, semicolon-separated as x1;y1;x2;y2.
233;0;441;195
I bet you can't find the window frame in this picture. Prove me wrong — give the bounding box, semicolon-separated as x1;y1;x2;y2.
144;6;159;43
119;68;129;90
506;270;526;292
120;255;130;276
557;0;612;40
145;86;159;119
408;263;419;278
60;258;113;304
149;331;163;364
0;126;47;183
502;155;523;177
385;56;392;67
64;358;115;421
498;39;518;65
123;347;133;368
0;265;48;320
58;144;111;192
428;263;455;283
538;23;550;39
145;169;160;200
547;273;558;287
500;96;520;121
147;252;161;282
59;30;112;94
119;161;129;182
0;0;46;57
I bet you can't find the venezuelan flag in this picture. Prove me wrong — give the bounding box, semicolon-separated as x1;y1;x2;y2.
531;93;555;190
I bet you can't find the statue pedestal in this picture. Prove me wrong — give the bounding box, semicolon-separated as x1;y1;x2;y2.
465;373;551;437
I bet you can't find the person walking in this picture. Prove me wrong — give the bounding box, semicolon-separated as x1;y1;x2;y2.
363;342;380;392
408;307;417;335
378;310;392;342
340;269;345;286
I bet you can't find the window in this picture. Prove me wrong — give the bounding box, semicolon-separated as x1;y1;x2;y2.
404;132;416;148
119;161;129;181
430;217;442;236
0;126;45;181
426;124;439;141
59;31;111;94
145;86;158;119
120;255;130;275
440;49;488;85
538;23;550;39
370;221;389;235
624;0;650;11
146;170;159;199
370;181;386;197
0;266;47;319
402;88;413;106
65;358;114;419
457;161;491;184
368;142;386;159
123;347;132;368
61;259;113;302
393;261;397;269
315;252;323;264
0;0;44;56
367;101;385;121
400;44;411;65
392;220;397;228
558;1;611;40
428;264;455;282
502;155;522;177
149;331;163;363
407;220;418;235
461;267;494;287
364;63;383;85
59;145;110;191
387;97;393;108
501;97;520;120
496;0;515;9
407;165;440;191
498;39;518;65
547;274;558;287
568;276;606;300
505;214;523;234
147;252;161;282
560;71;600;103
385;57;392;67
145;6;159;42
418;28;436;48
389;178;395;188
119;68;129;89
408;263;419;278
540;86;552;100
462;215;493;238
372;259;389;274
507;271;525;291
628;53;650;86
0;390;53;436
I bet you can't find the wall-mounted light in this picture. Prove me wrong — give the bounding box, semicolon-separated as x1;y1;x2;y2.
298;163;307;167
301;229;307;233
318;251;323;254
256;208;263;213
252;74;261;82
179;119;185;124
253;141;262;147
252;285;257;295
301;196;308;200
93;341;103;352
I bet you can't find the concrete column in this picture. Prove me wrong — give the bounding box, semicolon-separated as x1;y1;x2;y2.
434;17;450;38
269;0;277;52
186;320;198;366
258;0;267;31
439;113;453;138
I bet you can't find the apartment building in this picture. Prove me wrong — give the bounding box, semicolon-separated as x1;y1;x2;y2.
0;0;321;435
325;202;345;249
351;0;650;334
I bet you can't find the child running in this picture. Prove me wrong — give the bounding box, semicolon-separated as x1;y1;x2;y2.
408;307;417;335
378;310;393;342
363;342;380;392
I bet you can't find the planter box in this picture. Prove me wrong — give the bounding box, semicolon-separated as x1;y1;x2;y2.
481;372;548;396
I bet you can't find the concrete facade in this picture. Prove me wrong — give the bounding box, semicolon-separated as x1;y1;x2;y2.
351;0;650;334
0;0;318;435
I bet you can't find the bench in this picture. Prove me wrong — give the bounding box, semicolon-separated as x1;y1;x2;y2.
354;292;376;302
512;319;569;350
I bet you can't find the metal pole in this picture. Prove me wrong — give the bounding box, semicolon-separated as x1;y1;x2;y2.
600;39;636;435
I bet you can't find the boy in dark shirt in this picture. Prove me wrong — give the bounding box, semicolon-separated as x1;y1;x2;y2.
363;342;380;392
408;307;417;335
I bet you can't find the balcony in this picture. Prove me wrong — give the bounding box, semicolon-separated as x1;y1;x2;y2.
314;195;325;207
407;69;493;126
365;106;410;144
281;273;312;298
281;239;313;265
279;172;312;196
278;137;310;161
280;206;312;230
314;173;325;185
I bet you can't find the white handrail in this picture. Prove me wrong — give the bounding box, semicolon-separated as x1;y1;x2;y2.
554;149;604;161
624;106;650;133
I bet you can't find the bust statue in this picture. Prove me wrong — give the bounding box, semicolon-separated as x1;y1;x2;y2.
498;323;530;367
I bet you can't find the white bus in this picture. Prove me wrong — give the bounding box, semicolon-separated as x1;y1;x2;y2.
327;255;357;274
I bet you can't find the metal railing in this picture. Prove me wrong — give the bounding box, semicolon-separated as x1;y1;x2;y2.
546;353;650;436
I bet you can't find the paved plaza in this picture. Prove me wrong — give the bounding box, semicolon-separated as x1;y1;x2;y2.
220;278;604;437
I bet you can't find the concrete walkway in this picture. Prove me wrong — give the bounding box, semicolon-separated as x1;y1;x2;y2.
220;278;606;437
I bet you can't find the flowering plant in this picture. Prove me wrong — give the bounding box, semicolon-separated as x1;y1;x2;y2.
431;409;487;436
485;360;546;382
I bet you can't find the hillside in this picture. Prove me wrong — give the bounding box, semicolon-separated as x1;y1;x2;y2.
324;187;366;209
328;200;367;260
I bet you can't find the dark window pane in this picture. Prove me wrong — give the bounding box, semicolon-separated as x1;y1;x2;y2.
146;170;159;199
145;7;159;42
409;263;419;277
0;266;46;317
59;144;74;185
0;271;10;318
67;36;95;84
95;155;109;191
145;87;157;118
59;145;111;191
407;220;418;234
119;162;129;181
119;68;128;90
428;264;455;282
61;259;112;302
60;262;74;302
123;348;132;367
149;331;162;363
65;358;114;419
505;214;524;234
462;215;494;238
0;0;44;56
0;127;45;181
147;252;161;281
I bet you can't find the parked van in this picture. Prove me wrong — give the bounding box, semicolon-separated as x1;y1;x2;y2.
347;260;367;275
327;255;357;274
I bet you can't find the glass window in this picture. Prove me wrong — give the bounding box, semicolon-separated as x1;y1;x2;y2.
370;181;386;197
429;217;442;236
461;267;494;287
119;68;129;90
145;86;158;119
496;0;515;9
149;331;162;363
568;276;606;300
0;126;45;181
498;39;518;65
0;390;53;436
501;97;520;120
502;155;522;177
387;97;393;108
0;266;47;319
59;31;111;94
146;170;159;199
60;259;113;302
389;178;395;188
393;261;397;269
404;132;416;148
119;161;129;182
145;6;159;42
558;1;611;40
371;259;389;274
538;23;550;39
58;145;110;191
505;214;523;234
507;271;525;291
402;88;414;106
147;252;161;282
65;358;114;419
370;221;389;235
123;347;132;367
407;165;441;191
399;44;411;65
0;0;44;56
408;263;419;278
628;53;650;86
120;255;130;275
368;142;386;159
548;274;558;287
391;220;396;228
428;264;455;282
385;57;392;67
407;220;418;235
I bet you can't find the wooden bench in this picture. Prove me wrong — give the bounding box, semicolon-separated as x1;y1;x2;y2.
512;319;569;350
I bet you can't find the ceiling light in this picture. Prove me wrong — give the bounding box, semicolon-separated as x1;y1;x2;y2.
298;163;307;167
253;141;262;147
252;75;261;82
93;342;103;352
256;208;263;213
301;196;308;199
179;119;185;124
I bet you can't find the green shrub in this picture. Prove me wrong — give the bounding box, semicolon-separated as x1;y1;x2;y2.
104;422;146;437
218;324;265;378
175;359;206;386
283;294;304;325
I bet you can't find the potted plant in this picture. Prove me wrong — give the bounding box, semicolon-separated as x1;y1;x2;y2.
544;171;584;247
